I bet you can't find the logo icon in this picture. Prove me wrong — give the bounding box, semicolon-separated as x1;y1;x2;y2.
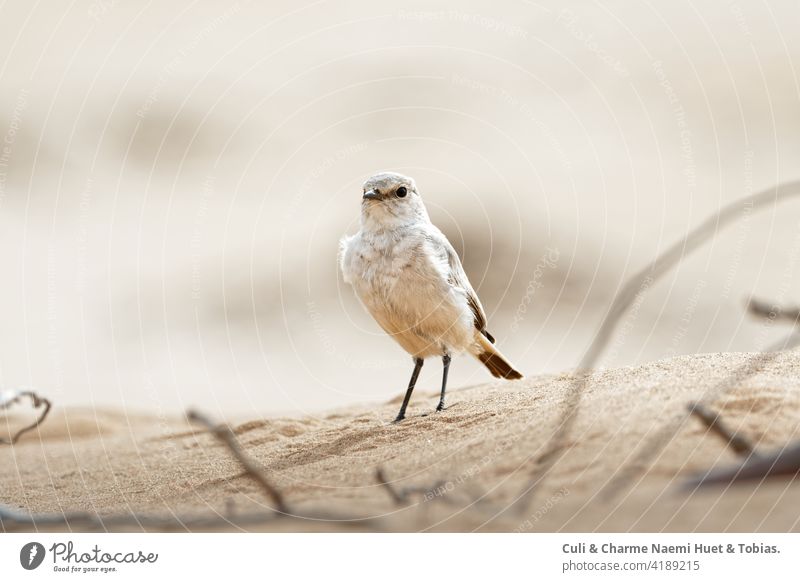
20;542;46;570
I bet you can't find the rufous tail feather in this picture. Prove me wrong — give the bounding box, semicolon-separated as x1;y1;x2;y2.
474;334;523;380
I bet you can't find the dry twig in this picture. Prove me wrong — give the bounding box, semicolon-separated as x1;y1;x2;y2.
0;390;52;445
187;410;288;513
598;332;800;501
1;409;385;532
685;441;800;488
516;180;800;512
687;402;757;458
747;297;800;325
376;468;407;505
375;468;451;507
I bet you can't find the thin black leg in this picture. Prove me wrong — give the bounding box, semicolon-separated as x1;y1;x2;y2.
394;358;424;423
436;353;451;412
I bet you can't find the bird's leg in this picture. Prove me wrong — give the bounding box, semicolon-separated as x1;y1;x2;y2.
394;358;424;423
436;353;451;412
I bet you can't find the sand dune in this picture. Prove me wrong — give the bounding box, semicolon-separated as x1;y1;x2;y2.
2;351;800;532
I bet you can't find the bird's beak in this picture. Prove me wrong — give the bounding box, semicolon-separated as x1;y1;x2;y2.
362;189;380;200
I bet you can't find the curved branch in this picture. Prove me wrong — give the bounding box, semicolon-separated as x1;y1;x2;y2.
0;391;52;445
514;180;800;513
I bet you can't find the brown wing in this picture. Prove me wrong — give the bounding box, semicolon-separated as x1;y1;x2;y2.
439;236;496;344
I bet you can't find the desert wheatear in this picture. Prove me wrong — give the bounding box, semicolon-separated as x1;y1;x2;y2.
339;172;523;422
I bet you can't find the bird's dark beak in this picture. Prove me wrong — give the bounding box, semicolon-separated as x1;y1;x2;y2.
362;189;380;200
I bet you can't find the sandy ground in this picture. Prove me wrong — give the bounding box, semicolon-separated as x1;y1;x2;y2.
2;351;800;532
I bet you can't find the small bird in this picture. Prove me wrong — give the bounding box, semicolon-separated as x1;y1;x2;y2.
339;171;523;422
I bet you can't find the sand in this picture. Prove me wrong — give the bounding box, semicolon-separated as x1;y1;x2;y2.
2;351;800;532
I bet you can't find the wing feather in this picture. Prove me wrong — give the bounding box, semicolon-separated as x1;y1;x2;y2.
426;229;495;343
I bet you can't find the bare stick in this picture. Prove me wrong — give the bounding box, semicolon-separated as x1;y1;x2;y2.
0;502;285;532
515;180;800;513
3;410;400;531
187;410;288;514
0;391;52;445
375;468;453;507
580;181;800;371
598;332;800;501
376;468;407;505
747;297;800;325
685;440;800;489
687;402;756;457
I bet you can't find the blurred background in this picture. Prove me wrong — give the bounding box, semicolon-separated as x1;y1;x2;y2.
0;0;799;417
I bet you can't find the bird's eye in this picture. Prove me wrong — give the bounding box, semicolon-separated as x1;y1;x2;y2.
396;186;407;198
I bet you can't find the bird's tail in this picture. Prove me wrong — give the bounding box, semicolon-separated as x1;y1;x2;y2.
472;334;523;380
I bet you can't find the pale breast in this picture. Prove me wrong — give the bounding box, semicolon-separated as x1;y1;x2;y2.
341;227;474;353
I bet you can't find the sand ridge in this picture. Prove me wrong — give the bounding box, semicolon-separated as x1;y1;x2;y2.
2;351;800;532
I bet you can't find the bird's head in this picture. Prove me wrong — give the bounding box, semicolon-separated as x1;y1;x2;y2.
359;171;429;230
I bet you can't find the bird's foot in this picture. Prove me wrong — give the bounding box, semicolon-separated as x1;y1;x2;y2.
393;414;406;424
435;402;446;412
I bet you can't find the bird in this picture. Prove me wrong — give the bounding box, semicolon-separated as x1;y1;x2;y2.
339;171;523;422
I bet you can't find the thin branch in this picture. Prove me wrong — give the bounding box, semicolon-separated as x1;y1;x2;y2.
1;409;512;531
375;468;407;505
187;410;288;514
684;441;800;489
687;402;756;457
0;390;52;445
2;408;393;531
0;505;379;532
581;181;800;371
375;468;453;507
514;180;800;513
1;494;385;532
598;332;800;501
747;297;800;325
